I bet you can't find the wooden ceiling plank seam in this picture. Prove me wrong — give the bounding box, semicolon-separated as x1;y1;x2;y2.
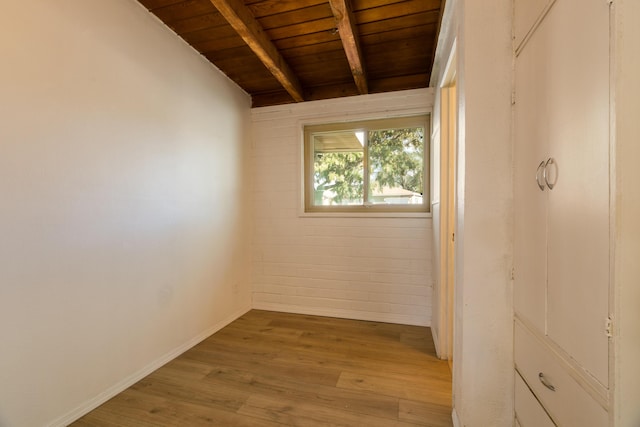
150;0;217;24
353;1;441;25
255;4;334;31
195;38;247;55
274;32;341;51
265;17;338;42
140;0;186;10
359;25;436;47
182;25;242;45
203;44;258;62
351;0;416;12
357;11;440;37
329;0;368;94
168;12;230;35
362;33;434;52
251;90;300;108
208;0;305;102
279;40;346;59
248;0;329;19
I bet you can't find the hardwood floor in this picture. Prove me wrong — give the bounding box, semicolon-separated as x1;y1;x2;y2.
73;310;453;426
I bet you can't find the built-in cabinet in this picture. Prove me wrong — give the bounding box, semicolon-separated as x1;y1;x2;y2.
513;0;612;425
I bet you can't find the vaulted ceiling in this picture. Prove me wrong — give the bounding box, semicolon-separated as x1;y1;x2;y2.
137;0;444;107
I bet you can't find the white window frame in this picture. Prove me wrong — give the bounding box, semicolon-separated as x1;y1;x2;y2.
303;115;430;215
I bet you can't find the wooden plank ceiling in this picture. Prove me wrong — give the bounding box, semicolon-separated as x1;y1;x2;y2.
137;0;443;107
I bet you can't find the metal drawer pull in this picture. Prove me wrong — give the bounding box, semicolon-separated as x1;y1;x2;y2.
535;160;546;191
538;372;556;391
543;157;557;190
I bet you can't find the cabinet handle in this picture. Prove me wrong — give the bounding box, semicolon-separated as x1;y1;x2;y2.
535;161;546;191
538;372;556;391
543;157;557;190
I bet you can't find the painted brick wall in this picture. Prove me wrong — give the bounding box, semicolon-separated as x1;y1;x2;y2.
250;89;435;326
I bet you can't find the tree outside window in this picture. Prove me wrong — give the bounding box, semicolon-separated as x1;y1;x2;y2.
304;115;429;213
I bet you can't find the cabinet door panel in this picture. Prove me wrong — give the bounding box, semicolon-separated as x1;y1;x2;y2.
513;8;550;333
543;0;610;386
514;0;555;51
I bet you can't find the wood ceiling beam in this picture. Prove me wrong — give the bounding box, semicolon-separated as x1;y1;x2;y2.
329;0;368;94
208;0;304;102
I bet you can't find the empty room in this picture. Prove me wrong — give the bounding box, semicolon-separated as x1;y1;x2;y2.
1;0;638;426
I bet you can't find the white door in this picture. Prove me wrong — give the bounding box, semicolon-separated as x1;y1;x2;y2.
513;8;549;334
514;0;610;387
543;0;610;387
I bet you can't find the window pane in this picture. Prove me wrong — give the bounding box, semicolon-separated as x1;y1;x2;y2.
368;127;424;205
312;131;364;206
304;115;429;213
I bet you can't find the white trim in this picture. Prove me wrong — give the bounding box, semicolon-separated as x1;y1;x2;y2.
299;211;432;219
295;110;433;219
513;0;558;57
252;302;430;327
300;114;432;216
452;408;462;427
47;304;252;427
431;323;443;358
442;39;458;86
251;88;435;121
434;39;458;361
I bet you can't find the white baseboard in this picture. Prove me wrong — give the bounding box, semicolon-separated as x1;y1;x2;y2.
432;325;442;356
48;304;251;427
252;302;430;327
49;302;428;426
452;407;462;427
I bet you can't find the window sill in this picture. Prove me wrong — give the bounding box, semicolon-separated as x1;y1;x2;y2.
299;211;432;219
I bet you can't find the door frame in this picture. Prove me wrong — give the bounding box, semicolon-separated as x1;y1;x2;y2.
436;42;458;363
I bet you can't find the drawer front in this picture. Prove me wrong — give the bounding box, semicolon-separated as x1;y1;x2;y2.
514;322;608;427
515;371;555;427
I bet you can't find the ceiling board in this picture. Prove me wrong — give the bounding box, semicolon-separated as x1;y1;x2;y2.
137;0;441;107
166;13;228;34
257;4;334;30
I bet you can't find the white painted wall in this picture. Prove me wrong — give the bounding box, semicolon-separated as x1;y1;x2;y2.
431;0;514;425
251;89;434;326
0;1;252;426
613;1;640;425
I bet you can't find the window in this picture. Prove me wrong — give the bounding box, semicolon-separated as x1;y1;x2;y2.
304;115;429;213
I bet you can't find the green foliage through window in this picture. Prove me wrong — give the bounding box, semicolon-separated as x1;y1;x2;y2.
305;116;429;212
314;151;364;204
369;127;424;196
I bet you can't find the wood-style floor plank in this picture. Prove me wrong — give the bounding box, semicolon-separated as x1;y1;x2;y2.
237;394;416;427
72;310;452;427
337;370;452;405
204;360;401;420
399;399;453;427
